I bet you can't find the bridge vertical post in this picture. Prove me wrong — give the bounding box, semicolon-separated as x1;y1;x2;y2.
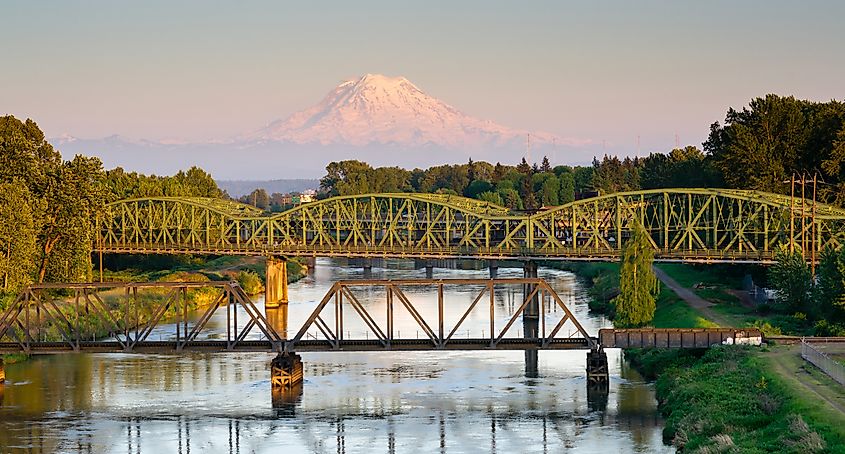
488;260;498;279
523;261;539;378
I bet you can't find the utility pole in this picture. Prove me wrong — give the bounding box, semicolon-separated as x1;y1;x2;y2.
812;173;817;277
790;174;795;254
801;173;806;260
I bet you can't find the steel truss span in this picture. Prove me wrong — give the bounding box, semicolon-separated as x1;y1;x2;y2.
96;190;845;263
0;279;594;354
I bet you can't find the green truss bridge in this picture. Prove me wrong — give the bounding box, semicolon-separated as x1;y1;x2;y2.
96;189;845;264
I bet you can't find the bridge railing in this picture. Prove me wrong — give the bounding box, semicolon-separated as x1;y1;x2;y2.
801;339;845;386
96;241;779;263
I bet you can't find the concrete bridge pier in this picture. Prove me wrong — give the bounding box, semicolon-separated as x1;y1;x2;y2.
271;353;303;389
271;382;303;417
425;260;435;279
362;258;373;278
488;260;498;279
265;257;289;309
0;357;4;384
265;304;289;339
304;256;316;272
523;261;540;378
586;347;609;390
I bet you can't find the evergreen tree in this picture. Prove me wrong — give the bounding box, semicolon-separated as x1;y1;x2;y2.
613;225;658;327
768;246;813;313
814;246;845;320
541;156;552;172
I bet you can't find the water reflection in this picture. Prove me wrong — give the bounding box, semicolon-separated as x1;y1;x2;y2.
0;259;672;453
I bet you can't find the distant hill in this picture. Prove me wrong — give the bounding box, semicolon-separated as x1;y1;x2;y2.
216;179;319;198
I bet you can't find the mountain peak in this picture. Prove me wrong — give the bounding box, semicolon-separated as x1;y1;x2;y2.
248;74;565;149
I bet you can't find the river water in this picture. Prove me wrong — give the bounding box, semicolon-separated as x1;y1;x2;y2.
0;259;673;453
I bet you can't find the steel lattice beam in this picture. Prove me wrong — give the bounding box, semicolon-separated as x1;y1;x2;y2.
96;190;845;263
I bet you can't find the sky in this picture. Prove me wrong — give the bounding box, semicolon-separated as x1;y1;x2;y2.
2;1;844;172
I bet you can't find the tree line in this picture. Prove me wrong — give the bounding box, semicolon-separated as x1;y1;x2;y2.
0;115;224;293
316;94;845;208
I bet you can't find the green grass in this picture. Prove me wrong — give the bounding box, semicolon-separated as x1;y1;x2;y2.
652;285;718;329
647;346;843;453
2;353;30;364
656;263;743;289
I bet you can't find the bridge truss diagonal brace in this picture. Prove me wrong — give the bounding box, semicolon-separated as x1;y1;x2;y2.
288;278;596;352
0;281;285;354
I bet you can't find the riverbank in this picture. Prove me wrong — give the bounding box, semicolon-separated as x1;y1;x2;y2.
625;346;845;452
560;260;845;452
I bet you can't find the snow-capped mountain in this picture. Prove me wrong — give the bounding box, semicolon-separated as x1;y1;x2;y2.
49;74;597;179
248;74;572;149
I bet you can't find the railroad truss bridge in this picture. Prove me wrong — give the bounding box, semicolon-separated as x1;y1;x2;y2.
0;279;762;394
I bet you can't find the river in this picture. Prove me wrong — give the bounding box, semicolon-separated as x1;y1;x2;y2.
0;258;673;453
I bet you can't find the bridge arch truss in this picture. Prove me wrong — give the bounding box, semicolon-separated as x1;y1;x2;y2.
97;189;845;263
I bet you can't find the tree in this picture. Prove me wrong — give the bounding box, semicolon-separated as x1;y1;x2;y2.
538;174;559;206
38;155;106;282
540;156;552;172
612;225;658;327
498;188;523;209
0;116;106;283
0;182;38;291
241;188;270;210
464;180;493;199
559;172;575;204
814;246;845;321
517;158;532;175
769;246;813;313
477;191;504;206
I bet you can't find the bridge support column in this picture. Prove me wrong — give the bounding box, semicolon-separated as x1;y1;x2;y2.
265;304;289;339
586;347;609;389
425;260;434;279
363;258;373;279
523;261;540;377
271;353;303;389
265;257;288;309
0;358;4;384
488;260;498;279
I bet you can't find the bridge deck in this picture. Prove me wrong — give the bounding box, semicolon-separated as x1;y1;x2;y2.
0;338;592;354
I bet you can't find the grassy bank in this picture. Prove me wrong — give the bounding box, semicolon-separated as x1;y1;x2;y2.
625;347;844;453
561;260;845;452
549;261;714;328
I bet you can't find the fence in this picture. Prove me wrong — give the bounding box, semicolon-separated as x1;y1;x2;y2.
801;340;845;386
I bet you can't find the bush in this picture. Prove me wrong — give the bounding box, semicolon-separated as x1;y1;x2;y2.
237;270;264;295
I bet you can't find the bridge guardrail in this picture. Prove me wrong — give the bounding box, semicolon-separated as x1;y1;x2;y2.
801;339;845;386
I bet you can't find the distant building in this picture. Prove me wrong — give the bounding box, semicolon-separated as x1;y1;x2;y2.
299;189;316;203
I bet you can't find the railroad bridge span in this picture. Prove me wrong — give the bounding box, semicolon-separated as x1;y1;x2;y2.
0;279;762;391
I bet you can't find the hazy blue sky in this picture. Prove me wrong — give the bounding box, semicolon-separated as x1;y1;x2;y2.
2;1;844;156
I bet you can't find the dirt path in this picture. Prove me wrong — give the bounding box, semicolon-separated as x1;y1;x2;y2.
652;266;735;327
762;345;845;418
